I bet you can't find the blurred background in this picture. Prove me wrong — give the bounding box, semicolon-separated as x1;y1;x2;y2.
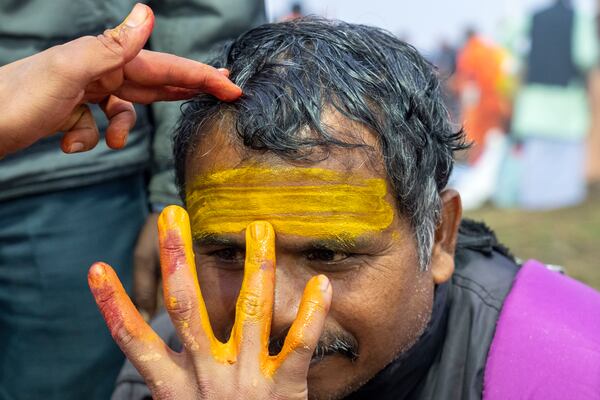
268;0;600;290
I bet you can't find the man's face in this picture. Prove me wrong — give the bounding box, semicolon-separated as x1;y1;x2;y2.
183;113;457;399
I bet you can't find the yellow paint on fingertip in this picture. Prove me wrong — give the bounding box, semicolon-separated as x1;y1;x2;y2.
186;167;395;239
262;274;329;377
157;205;237;362
230;221;276;369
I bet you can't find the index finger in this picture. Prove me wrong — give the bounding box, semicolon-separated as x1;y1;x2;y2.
88;262;174;384
123;50;242;101
158;206;225;360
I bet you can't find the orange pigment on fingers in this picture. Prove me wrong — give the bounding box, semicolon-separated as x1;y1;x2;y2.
229;221;276;367
263;275;331;377
155;208;330;375
88;262;158;346
157;205;237;364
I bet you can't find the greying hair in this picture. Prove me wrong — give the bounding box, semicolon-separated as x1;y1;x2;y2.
174;17;467;270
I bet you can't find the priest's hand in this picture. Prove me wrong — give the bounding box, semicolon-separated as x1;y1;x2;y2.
0;3;241;158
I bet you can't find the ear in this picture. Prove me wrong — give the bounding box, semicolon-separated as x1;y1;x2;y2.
430;189;462;285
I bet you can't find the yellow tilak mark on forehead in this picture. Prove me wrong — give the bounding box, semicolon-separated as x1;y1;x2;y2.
186;167;394;238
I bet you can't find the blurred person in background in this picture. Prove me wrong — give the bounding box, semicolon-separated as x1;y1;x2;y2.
431;39;460;125
0;1;264;399
281;2;304;21
510;0;598;209
455;29;512;161
449;29;515;210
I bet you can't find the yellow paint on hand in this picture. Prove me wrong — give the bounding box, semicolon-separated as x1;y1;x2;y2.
157;205;335;378
230;221;276;370
186;167;394;239
158;206;237;364
262;274;330;377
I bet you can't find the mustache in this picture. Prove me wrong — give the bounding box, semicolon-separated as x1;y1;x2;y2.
268;329;359;363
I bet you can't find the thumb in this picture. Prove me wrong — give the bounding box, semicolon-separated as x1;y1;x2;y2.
61;3;154;82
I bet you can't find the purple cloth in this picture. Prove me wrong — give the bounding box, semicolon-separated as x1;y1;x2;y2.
483;260;600;399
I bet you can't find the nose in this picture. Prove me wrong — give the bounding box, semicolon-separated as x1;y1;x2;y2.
270;259;308;338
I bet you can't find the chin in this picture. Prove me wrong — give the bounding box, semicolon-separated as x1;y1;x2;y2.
306;355;365;400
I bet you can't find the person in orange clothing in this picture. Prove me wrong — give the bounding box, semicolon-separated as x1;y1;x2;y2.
455;30;511;160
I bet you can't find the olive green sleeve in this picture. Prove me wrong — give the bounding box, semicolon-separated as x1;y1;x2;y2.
147;0;266;207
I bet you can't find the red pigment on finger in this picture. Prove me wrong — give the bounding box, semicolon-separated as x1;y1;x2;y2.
158;206;195;276
88;262;148;341
160;229;189;275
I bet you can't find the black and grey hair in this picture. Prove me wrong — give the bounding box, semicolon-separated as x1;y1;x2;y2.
174;17;467;270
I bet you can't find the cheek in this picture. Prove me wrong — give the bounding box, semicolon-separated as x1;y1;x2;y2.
331;258;435;368
197;266;243;341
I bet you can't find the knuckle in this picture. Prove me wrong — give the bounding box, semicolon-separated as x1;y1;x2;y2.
165;63;178;84
112;320;135;347
195;376;219;398
166;290;194;320
290;342;313;357
237;291;263;318
97;29;127;62
198;73;210;89
160;233;185;252
161;246;188;269
93;284;116;306
303;298;326;313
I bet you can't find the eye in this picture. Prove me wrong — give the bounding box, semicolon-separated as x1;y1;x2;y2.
305;249;350;263
209;247;245;263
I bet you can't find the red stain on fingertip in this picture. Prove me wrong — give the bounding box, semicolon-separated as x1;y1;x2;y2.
160;229;188;276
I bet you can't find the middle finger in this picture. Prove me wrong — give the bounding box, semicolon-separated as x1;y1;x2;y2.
231;221;276;372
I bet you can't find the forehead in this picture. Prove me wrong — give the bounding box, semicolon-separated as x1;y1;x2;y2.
186;166;394;240
183;111;398;241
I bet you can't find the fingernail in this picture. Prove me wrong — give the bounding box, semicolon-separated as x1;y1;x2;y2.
125;3;148;27
250;221;268;241
111;133;127;149
68;142;84;153
217;68;230;77
158;206;185;233
88;262;108;287
318;275;330;292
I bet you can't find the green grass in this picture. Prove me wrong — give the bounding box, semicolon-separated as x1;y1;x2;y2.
464;197;600;291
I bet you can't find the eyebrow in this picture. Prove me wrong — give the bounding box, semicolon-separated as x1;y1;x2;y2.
304;237;358;252
193;234;242;248
193;232;376;253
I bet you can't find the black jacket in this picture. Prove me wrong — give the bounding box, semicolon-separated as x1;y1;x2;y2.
112;220;520;400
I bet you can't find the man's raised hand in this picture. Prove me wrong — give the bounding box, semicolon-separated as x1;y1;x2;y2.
88;206;332;399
